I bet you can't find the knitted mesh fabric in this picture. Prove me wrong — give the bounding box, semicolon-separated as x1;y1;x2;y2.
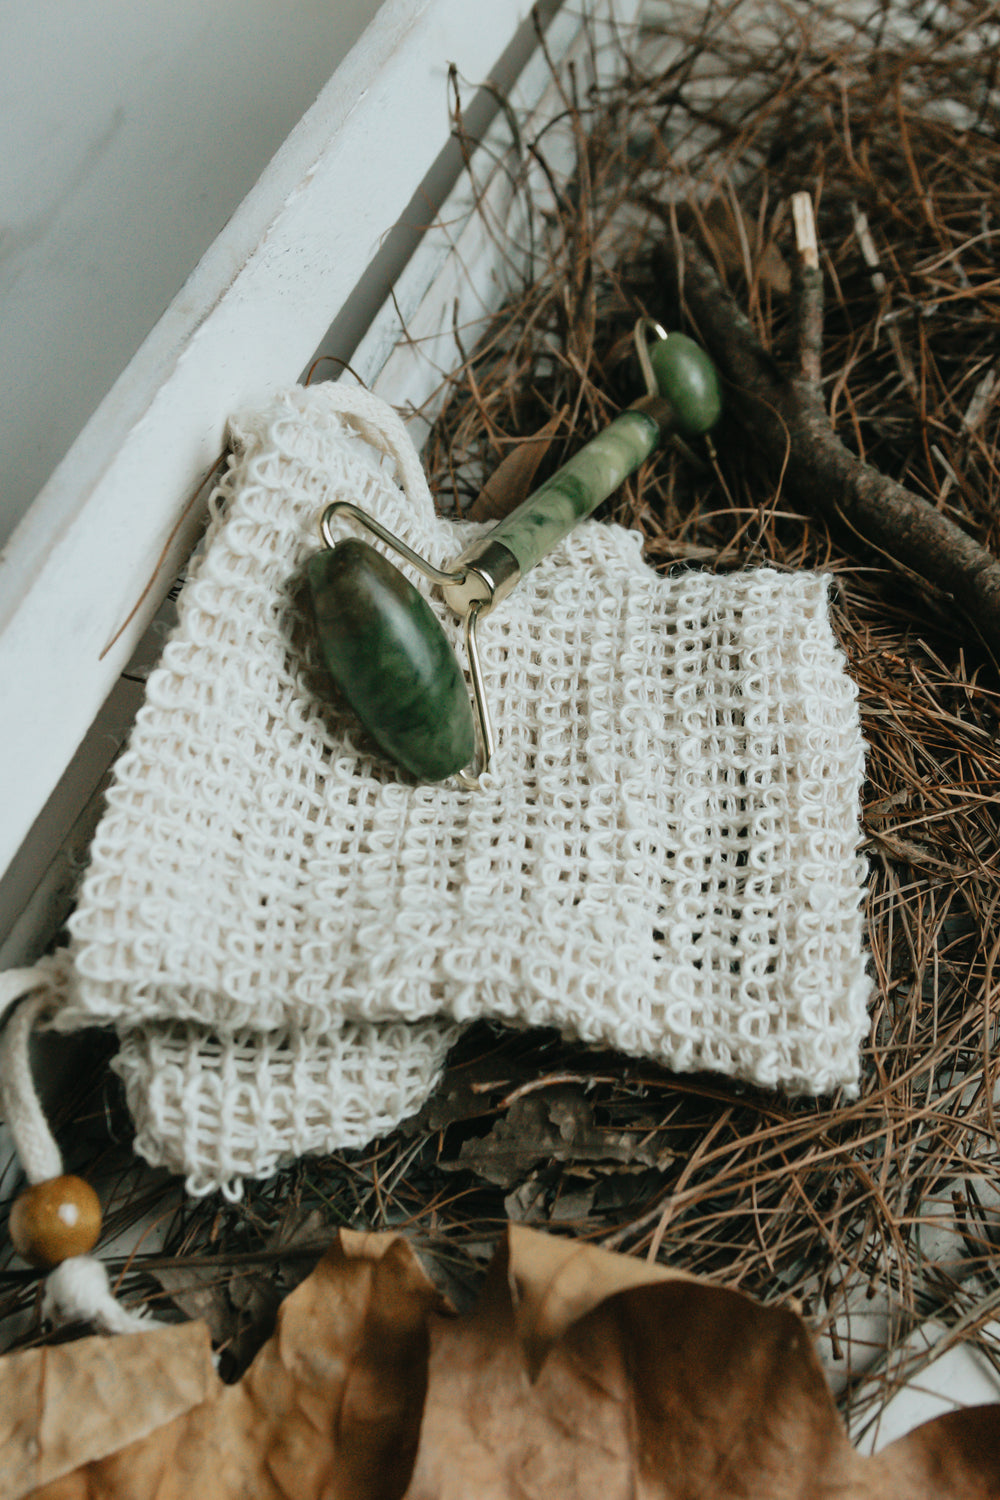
47;381;868;1195
112;1018;459;1197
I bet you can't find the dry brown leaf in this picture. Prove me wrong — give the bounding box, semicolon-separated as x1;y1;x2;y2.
466;408;567;522
408;1233;847;1499
1;1322;215;1499
5;1227;999;1500
685;196;792;295
455;1087;667;1189
865;1408;1000;1498
503;1220;699;1373
10;1231;443;1500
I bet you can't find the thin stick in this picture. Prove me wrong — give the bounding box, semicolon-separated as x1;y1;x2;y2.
792;192;823;388
850;202;917;396
660;235;1000;661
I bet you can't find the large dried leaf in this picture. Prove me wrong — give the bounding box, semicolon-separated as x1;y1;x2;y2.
10;1231;442;1500
6;1228;999;1500
408;1235;850;1499
1;1323;215;1499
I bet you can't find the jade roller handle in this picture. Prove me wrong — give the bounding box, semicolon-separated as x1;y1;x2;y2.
441;332;722;615
308;325;721;785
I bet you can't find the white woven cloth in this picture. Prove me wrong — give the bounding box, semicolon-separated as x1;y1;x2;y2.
35;381;868;1195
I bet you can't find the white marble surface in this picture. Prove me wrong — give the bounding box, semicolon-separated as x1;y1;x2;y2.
0;0;383;549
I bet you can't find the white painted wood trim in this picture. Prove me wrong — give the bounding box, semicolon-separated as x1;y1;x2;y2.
0;0;644;966
362;0;631;417
0;0;566;879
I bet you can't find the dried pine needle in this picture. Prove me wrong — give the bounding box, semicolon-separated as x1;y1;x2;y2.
3;0;1000;1430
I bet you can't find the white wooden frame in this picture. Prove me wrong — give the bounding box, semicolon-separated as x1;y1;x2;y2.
0;0;643;962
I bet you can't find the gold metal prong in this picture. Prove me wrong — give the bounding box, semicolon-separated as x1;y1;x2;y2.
634;316;669;398
455;601;496;790
320;500;468;589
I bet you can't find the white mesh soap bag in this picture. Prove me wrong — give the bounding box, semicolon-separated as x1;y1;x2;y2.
4;380;870;1204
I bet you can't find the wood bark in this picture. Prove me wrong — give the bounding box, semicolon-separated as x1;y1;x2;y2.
657;239;1000;659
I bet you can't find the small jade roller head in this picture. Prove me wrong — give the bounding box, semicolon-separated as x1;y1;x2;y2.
306;320;722;787
640;327;723;440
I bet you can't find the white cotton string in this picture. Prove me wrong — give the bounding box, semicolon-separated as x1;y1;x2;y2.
43;1257;156;1335
328;382;437;520
0;975;62;1183
0;972;159;1335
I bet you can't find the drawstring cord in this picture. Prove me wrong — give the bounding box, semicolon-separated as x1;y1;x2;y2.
0;969;157;1335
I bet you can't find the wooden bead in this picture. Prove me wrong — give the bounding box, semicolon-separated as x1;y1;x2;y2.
9;1175;102;1268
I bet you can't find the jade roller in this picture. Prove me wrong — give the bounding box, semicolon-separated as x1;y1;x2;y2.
307;320;722;787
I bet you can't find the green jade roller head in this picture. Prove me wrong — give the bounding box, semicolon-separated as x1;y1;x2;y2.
306;320;722;788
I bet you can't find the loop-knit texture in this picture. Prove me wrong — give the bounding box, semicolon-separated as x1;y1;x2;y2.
42;382;867;1194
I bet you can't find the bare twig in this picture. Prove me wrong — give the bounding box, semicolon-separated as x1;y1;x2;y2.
792;192;823;388
658;236;1000;659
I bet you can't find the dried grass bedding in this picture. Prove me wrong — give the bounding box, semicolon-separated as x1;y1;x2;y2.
2;0;999;1431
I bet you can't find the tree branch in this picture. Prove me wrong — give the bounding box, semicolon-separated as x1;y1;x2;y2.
657;237;1000;659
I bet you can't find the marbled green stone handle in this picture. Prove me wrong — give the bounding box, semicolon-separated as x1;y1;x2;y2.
485;333;721;579
489;408;661;576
